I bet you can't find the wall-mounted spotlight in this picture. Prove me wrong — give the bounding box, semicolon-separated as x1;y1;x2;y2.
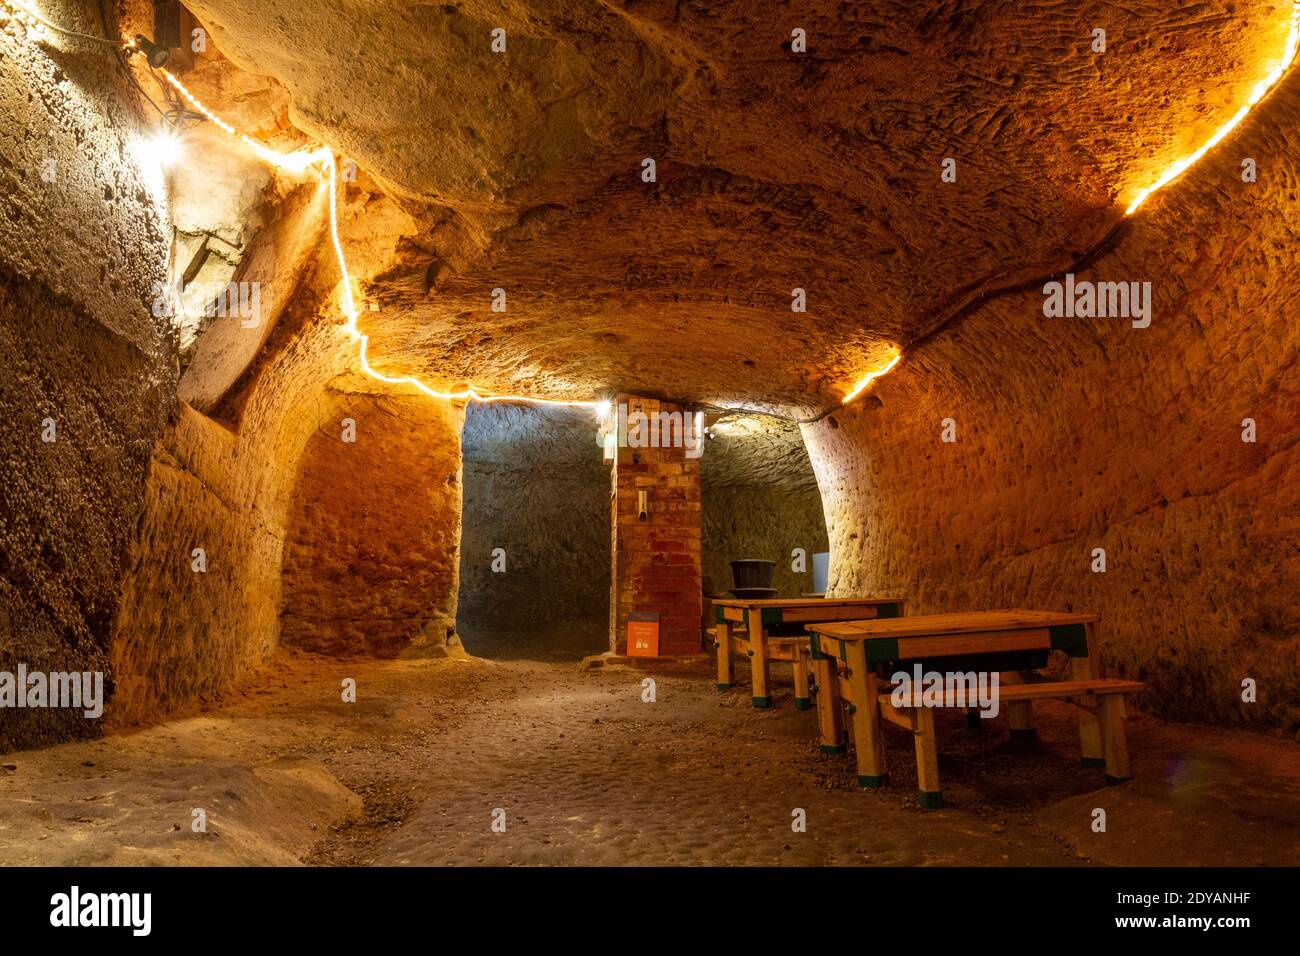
131;34;170;68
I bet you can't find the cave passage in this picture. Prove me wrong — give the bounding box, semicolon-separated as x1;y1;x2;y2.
456;403;611;662
1;0;1298;878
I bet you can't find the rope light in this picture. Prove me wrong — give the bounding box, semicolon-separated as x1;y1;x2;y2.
2;1;605;412
4;1;1299;413
841;349;902;405
158;70;328;174
319;150;601;408
159;67;604;410
1125;0;1300;215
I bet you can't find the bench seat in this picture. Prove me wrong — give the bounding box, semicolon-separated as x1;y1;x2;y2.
880;677;1144;707
871;677;1145;808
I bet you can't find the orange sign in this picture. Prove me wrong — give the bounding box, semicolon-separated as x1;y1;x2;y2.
627;619;660;657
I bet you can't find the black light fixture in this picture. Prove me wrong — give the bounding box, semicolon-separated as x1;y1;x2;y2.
133;34;170;68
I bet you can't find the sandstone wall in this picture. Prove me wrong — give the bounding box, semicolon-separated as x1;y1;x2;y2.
0;4;176;749
702;486;828;599
280;393;464;657
108;304;355;724
803;75;1300;730
109;140;420;719
458;404;609;635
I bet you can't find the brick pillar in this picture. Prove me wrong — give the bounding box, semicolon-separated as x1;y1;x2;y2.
609;395;703;656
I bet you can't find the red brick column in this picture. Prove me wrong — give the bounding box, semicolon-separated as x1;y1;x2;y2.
609;395;703;656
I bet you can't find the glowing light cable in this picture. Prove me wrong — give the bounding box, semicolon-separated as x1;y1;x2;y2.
841;349;902;405
322;150;601;409
7;0;1300;410
0;0;603;411
1125;0;1300;215
158;69;328;175
141;62;604;410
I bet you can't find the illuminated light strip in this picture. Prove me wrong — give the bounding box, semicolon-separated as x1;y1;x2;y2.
323;150;603;409
0;0;603;411
1125;0;1300;215
146;67;604;408
7;1;1299;411
840;0;1300;403
841;350;902;405
159;70;329;174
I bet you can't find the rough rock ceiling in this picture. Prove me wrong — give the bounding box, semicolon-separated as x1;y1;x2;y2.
461;401;601;468
701;413;819;488
181;0;1289;416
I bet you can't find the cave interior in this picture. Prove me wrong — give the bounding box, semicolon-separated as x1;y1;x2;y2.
0;0;1298;867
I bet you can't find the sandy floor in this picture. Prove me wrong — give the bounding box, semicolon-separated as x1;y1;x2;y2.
0;644;1297;866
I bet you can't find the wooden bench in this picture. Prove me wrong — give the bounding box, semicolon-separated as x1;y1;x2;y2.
807;610;1144;809
713;597;906;708
880;677;1145;808
723;632;812;708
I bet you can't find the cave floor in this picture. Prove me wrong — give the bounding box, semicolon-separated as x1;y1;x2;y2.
0;649;1297;866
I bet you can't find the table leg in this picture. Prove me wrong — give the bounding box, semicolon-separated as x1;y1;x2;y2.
910;706;943;809
793;646;811;710
714;619;733;691
1073;624;1104;766
1002;671;1036;741
813;654;845;753
844;641;887;789
1098;695;1133;784
746;609;772;708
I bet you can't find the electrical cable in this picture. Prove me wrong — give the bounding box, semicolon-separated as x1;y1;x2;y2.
6;0;118;46
4;0;1299;423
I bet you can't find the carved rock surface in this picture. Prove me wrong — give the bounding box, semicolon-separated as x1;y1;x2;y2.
804;71;1300;728
183;0;1290;413
3;0;1298;743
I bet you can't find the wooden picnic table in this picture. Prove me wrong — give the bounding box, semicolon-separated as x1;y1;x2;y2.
806;609;1143;809
712;597;906;709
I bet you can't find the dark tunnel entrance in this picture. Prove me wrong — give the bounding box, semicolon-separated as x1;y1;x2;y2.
456;403;611;661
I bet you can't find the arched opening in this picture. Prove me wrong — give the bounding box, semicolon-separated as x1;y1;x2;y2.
701;413;829;601
456;403;610;661
279;392;464;658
